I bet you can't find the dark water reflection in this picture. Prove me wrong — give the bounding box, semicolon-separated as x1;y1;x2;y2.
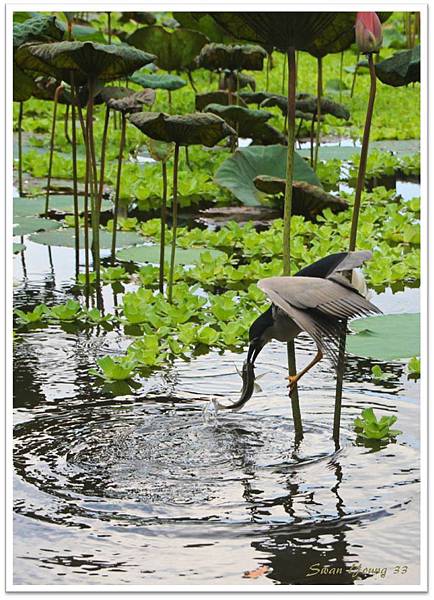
13;242;420;586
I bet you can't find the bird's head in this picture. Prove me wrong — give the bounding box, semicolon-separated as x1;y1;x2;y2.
247;306;273;364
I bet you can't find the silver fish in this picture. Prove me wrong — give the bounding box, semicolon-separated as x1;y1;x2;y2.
215;361;255;411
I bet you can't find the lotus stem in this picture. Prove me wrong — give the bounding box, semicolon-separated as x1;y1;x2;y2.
339;50;344;105
187;70;198;93
350;52;360;98
159;161;168;294
314;56;323;171
107;11;112;44
17;101;23;197
45;84;63;215
86;78;101;297
111;112;127;265
185;145;192;171
333;53;377;445
168;89;172;113
168;143;180;304
266;52;270;91
70;81;79;278
283;46;302;438
97;105;110;217
281;51;287;95
309;113;316;167
64;103;71;144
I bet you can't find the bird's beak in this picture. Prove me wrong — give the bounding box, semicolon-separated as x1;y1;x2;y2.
247;338;265;365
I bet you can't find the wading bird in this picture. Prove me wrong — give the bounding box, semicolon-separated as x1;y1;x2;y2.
247;251;381;392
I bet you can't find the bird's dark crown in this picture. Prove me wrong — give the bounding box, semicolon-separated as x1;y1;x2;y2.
249;306;274;341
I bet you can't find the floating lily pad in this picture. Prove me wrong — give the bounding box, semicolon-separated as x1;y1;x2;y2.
117;245;225;265
262;93;350;120
195;91;246;111
13;195;112;218
29;229;144;249
13;216;62;236
130;72;187;91
254;176;348;215
375;46;420;87
215;145;321;206
13;243;26;254
347;313;420;361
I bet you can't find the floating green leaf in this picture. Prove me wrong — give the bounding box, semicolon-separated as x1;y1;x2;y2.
347;313;420;360
214;145;321;206
130;72;187;90
13;216;62;236
29;229;144;249
14;195;112;217
117;244;225;265
197;43;267;71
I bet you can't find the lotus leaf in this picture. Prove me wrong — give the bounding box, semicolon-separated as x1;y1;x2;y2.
204;103;272;127
95;85;133;105
197;43;267;71
130;72;186;90
127;26;208;72
117;245;225;265
375;46;420;87
13;243;26;254
254;176;348;216
249;123;287;146
347;313;420;360
16;41;156;82
261;93;350;120
128;111;236;146
119;12;157;26
13;15;64;49
215;144;321;206
14;195;112;218
107;89;156;113
29;229;144;249
13;216;62;236
195;91;246;111
173;13;234;44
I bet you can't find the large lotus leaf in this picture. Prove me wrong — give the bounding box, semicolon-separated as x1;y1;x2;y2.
209;13;340;53
13;15;64;49
173;13;234;44
195;91;246;110
130;72;186;90
69;23;106;43
13;195;112;218
13;216;62;236
204;103;272;127
13;64;35;102
214;145;321;206
197;43;267;71
128;111;236;146
13;243;26;254
347;313;420;360
127;26;208;72
117;244;225;265
29;229;144;249
375;46;420;87
239;91;278;105
250;123;287;146
261;93;350;120
14;42;86;86
254;176;348;216
16;41;156;82
119;12;157;26
95;86;133;104
107;89;155;113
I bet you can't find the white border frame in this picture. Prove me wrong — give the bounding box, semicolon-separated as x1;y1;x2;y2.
3;2;429;594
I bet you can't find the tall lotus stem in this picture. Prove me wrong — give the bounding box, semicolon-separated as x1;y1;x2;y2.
107;12;112;44
281;51;287;94
168;143;180;304
70;81;79;277
350;52;360;98
64;104;71;144
333;52;377;445
17;101;24;196
86;78;101;296
111;112;127;265
339;51;344;104
159;161;168;294
283;46;302;438
45;84;63;215
314;57;323;170
97;106;110;218
266;52;270;91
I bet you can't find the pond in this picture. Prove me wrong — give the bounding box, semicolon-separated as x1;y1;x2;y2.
13;236;420;586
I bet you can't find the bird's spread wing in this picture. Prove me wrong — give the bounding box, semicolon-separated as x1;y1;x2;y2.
258;276;381;366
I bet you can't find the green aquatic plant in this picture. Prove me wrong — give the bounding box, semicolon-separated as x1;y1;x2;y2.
371;365;394;382
90;355;137;382
407;356;420;380
101;266;130;282
48;299;82;321
14;303;49;325
354;408;401;441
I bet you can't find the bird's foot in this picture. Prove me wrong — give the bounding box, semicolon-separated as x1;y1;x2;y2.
286;375;299;392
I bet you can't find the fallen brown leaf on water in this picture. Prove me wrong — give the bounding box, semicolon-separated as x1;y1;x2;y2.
243;564;270;579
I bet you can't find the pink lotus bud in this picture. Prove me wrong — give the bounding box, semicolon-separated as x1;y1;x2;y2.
355;12;383;53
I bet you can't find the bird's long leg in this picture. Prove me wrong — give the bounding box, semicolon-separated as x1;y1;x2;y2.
287;348;323;391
